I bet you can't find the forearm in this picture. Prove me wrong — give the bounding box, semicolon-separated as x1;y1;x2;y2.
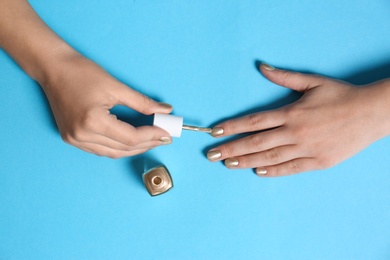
0;0;77;84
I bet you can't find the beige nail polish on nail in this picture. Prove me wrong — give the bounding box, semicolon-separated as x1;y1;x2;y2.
225;158;239;167
159;102;173;110
207;150;222;161
159;137;172;145
261;63;276;71
256;168;267;175
211;127;224;137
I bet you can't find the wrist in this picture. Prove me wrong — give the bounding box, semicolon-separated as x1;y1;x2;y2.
362;79;390;139
28;42;80;86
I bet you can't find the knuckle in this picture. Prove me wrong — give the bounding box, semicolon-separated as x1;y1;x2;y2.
93;152;104;157
288;161;301;173
82;111;98;131
237;157;249;168
74;133;85;143
109;113;117;120
105;151;121;159
71;128;86;142
106;92;118;105
140;94;154;114
270;161;301;176
292;126;308;140
125;137;136;147
221;121;237;135
279;70;293;86
222;144;235;157
248;113;263;128
316;157;334;170
266;167;278;177
248;135;265;149
285;106;304;119
265;149;281;163
62;127;85;142
61;132;73;144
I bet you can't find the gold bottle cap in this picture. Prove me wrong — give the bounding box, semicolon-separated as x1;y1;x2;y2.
143;165;173;196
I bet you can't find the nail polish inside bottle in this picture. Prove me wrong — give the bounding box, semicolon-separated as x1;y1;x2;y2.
143;165;173;196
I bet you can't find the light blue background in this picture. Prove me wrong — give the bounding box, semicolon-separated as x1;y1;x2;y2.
1;1;390;259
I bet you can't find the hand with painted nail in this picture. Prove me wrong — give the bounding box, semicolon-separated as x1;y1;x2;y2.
208;63;390;176
43;55;173;158
0;0;172;159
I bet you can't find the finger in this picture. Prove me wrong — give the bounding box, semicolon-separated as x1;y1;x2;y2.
77;142;150;159
255;158;318;177
114;82;173;115
211;110;285;137
207;128;292;162
100;115;172;147
85;133;139;151
83;133;166;152
223;145;305;169
259;62;326;92
68;110;171;150
75;138;164;154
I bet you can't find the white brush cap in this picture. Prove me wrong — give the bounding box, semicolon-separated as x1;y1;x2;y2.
153;113;183;137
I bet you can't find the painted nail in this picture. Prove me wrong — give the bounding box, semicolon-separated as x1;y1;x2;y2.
256;168;267;175
225;158;239;167
159;102;173;110
159;137;172;145
211;127;224;137
261;62;276;71
207;150;222;161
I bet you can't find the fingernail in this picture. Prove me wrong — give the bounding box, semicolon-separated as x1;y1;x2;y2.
225;158;239;167
159;102;173;110
211;127;224;137
261;62;276;71
256;168;267;176
207;150;222;161
159;137;172;145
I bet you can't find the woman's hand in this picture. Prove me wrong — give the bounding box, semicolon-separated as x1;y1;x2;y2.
42;54;173;158
207;63;390;177
0;0;172;158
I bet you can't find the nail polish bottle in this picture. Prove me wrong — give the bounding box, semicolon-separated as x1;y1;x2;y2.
143;165;174;196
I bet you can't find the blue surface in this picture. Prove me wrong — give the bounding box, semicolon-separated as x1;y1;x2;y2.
1;1;390;259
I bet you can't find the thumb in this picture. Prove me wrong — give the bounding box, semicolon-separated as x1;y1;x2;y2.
116;83;173;115
259;62;324;92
